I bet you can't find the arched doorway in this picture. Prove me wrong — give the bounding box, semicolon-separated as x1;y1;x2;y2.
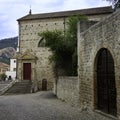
42;79;47;91
96;48;117;116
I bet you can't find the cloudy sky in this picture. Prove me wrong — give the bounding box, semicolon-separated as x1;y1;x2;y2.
0;0;111;40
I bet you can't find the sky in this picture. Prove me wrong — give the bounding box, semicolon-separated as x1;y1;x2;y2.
0;0;111;40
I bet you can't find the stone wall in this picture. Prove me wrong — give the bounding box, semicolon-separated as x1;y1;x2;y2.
18;17;65;90
57;76;79;106
19;18;65;53
78;9;120;117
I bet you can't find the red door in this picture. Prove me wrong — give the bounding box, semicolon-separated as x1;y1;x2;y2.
23;63;31;80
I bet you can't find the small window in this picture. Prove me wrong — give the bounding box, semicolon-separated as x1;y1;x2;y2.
38;37;45;47
13;68;16;71
14;60;16;63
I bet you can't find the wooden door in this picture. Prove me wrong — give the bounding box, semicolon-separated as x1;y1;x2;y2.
42;79;47;91
23;63;31;80
97;49;116;116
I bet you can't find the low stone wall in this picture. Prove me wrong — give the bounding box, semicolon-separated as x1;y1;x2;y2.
56;76;79;106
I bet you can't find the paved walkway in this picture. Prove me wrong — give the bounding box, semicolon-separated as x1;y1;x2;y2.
0;91;118;120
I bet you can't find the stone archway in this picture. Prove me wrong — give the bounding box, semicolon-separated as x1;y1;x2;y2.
94;48;117;116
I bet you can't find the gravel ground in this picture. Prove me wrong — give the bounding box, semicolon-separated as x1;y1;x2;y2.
0;91;117;120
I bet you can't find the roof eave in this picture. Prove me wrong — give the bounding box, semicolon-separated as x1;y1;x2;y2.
17;6;114;22
17;14;31;21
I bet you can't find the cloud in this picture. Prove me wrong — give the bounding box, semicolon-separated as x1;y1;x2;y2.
0;0;110;39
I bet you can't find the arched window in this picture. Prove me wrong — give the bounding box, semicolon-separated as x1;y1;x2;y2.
38;37;45;47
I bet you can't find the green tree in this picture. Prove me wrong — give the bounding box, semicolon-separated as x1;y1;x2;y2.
65;15;87;75
0;73;7;81
39;15;87;76
39;30;72;75
105;0;120;8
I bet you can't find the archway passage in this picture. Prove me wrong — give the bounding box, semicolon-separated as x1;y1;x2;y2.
97;48;117;116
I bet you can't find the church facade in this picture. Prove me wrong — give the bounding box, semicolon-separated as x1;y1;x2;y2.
17;6;113;91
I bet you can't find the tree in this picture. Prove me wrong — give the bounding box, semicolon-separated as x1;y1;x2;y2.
0;73;7;81
65;15;87;75
39;30;72;75
39;15;87;76
105;0;120;8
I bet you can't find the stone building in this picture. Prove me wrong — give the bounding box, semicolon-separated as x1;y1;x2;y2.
6;58;16;80
78;9;120;118
17;6;113;91
0;62;9;75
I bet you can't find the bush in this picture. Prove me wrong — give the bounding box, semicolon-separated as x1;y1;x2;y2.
0;73;7;81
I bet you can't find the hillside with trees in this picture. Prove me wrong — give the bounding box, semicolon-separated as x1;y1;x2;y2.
0;37;18;50
0;37;18;64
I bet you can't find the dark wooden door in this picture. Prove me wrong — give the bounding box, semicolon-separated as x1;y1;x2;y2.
97;49;116;116
23;63;31;80
42;79;47;91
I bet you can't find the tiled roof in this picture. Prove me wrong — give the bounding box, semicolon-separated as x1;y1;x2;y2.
0;62;9;68
17;6;113;21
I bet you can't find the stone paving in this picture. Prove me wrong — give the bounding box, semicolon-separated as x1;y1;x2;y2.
0;91;118;120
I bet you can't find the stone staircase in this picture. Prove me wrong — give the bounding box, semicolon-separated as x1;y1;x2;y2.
4;81;32;95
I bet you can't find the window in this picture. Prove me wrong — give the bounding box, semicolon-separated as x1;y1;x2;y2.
38;37;45;47
13;68;16;71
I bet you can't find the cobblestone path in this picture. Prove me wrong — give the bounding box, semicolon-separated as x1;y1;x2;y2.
0;91;117;120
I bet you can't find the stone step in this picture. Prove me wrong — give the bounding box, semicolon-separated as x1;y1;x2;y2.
7;87;31;91
4;81;32;95
10;83;31;87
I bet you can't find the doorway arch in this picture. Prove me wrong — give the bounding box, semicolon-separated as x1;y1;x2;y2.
94;48;117;116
